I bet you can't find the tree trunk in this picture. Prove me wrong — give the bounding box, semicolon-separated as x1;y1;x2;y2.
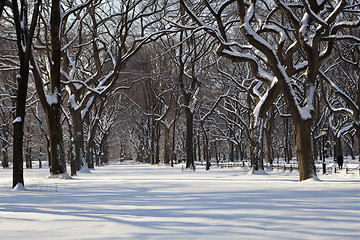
264;127;273;164
214;140;219;164
193;139;197;162
12;60;29;188
171;116;177;167
201;124;210;171
264;108;274;164
100;132;109;165
150;118;155;165
335;137;343;159
68;125;76;176
163;126;170;165
86;139;95;169
204;137;210;170
356;130;360;162
312;130;318;163
250;118;264;171
46;106;67;174
155;127;160;164
284;117;291;163
47;0;66;175
295;120;316;181
185;108;194;168
2;141;9;168
229;140;234;162
70;109;84;173
25;138;32;169
197;135;201;162
235;145;239;162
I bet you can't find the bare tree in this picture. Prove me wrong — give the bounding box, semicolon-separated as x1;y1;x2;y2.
180;0;359;181
4;0;40;187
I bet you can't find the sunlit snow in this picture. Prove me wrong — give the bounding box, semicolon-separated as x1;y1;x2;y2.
0;163;359;240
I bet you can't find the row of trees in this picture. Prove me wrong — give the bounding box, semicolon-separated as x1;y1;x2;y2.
0;0;359;187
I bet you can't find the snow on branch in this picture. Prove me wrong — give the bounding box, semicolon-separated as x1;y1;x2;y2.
319;70;357;114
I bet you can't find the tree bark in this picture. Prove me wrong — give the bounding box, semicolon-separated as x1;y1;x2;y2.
13;77;26;187
229;140;234;162
46;105;67;174
295;120;316;181
200;123;210;170
45;0;67;175
2;141;9;168
264;127;273;164
335;137;343;159
11;0;41;187
11;0;40;188
25;137;32;169
70;108;84;174
185;107;194;168
163;126;170;165
250;118;264;171
155;121;160;164
214;140;219;165
197;135;201;162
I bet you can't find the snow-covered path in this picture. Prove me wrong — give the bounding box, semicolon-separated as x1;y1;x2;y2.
0;164;359;239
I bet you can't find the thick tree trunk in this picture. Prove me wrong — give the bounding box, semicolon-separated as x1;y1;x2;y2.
185;108;194;168
100;133;109;165
193;141;197;162
68;126;76;176
12;64;29;188
13;120;25;187
47;105;67;174
264;111;274;164
86;139;95;169
71;109;84;173
264;127;273;164
250;118;264;171
358;134;360;162
214;140;219;165
25;138;32;169
47;0;66;175
197;135;201;162
200;122;210;170
149;118;155;165
312;131;318;162
164;126;170;165
2;141;9;168
203;132;210;170
235;146;239;162
295;120;316;181
204;138;210;170
284;117;291;163
171;116;177;167
229;140;234;162
155;122;160;164
335;137;343;159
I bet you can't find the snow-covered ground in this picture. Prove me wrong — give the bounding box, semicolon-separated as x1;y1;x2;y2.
0;163;359;240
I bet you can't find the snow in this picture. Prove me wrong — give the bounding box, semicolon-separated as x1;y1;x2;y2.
299;14;313;47
13;117;22;124
81;96;94;119
70;95;80;111
0;163;359;239
46;88;59;105
10;183;27;191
